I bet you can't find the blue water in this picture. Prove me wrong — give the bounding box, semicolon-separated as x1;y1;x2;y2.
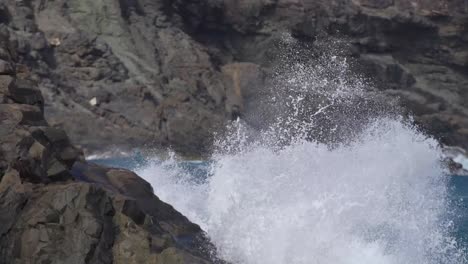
91;154;211;182
450;176;468;247
92;155;468;254
90;152;147;170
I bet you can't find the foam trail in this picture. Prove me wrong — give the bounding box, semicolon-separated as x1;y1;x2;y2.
137;43;466;263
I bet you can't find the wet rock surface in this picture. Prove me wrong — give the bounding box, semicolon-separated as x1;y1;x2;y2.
2;0;467;154
0;28;222;264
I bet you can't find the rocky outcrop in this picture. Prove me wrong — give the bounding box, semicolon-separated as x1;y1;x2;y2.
1;1;467;262
0;164;221;264
1;0;468;153
0;26;82;183
178;0;468;149
0;27;222;264
0;0;253;155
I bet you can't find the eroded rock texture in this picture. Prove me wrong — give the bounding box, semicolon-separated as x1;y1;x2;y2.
0;28;222;264
0;166;220;264
1;0;468;153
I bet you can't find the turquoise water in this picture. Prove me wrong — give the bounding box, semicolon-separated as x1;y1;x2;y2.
92;155;468;256
91;154;211;181
450;176;468;248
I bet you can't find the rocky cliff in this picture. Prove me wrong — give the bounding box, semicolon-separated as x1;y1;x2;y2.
1;0;468;262
2;0;467;155
0;27;222;264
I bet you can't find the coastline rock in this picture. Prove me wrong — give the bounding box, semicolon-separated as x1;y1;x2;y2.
1;0;467;153
0;167;220;264
0;29;223;264
0;163;221;264
222;62;266;119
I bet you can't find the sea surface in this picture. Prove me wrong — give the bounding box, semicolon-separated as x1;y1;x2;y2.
92;141;468;264
93;43;468;263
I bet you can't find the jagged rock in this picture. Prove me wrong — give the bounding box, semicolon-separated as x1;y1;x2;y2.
0;0;467;155
2;0;466;154
0;166;221;264
154;91;224;155
0;29;223;263
361;54;416;90
155;247;211;264
8;79;44;109
0;59;13;74
3;1;468;261
0;75;14;92
121;199;146;225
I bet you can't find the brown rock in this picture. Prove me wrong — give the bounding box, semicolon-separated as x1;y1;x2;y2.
8;78;44;109
0;75;14;94
0;163;223;263
0;20;222;264
0;59;13;75
222;62;266;119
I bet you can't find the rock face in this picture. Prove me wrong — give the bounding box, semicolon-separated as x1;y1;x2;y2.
0;29;222;264
0;0;252;155
0;0;462;154
1;1;467;262
1;0;468;153
176;0;468;149
0;165;220;264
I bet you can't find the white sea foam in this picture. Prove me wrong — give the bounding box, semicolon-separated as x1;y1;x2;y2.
137;44;466;263
138;119;464;264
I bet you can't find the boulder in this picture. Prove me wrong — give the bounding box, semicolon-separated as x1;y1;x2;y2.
0;166;222;264
7;78;44;110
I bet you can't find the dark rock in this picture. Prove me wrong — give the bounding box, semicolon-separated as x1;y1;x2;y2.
0;181;117;263
361;54;416;90
30;32;48;51
0;4;11;25
121;199;146;225
0;29;224;263
359;0;395;9
6;0;468;155
0;75;14;92
8;78;44;109
442;146;468;176
0;0;462;154
0;59;13;74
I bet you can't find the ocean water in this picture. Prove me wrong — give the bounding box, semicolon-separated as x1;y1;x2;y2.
94;121;468;264
93;41;468;263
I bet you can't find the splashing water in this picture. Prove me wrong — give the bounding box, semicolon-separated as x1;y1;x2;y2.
137;42;466;264
138;120;464;264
